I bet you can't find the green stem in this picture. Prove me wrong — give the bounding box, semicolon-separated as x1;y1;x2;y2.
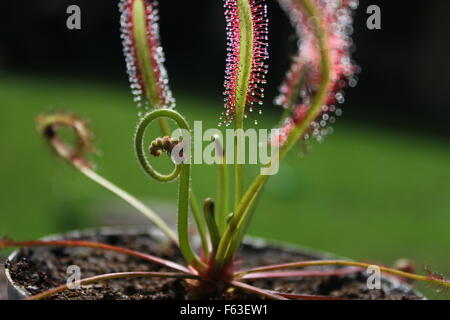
213;135;228;233
158;118;208;257
189;189;210;259
234;121;244;211
203;198;220;250
135;109;206;272
178;160;204;269
158;117;171;136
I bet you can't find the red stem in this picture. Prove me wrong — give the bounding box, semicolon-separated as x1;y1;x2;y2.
230;280;288;300
1;239;191;274
240;267;361;280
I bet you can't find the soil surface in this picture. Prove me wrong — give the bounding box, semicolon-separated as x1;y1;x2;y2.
6;230;421;300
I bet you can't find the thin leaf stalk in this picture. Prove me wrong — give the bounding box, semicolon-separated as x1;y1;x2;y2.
213;135;229;233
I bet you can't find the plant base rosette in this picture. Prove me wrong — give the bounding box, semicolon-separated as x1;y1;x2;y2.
5;227;424;300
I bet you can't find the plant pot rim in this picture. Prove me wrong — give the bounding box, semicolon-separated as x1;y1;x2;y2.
5;225;426;300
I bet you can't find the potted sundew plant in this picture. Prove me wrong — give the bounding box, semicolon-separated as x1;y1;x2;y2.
2;0;449;300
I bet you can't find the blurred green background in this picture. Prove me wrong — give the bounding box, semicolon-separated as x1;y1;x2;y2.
0;73;449;298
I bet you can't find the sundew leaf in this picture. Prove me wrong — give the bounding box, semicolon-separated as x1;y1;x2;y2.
119;0;175;114
274;0;358;146
221;0;269;126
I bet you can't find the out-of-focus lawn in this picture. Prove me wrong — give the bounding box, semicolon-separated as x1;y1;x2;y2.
0;74;449;298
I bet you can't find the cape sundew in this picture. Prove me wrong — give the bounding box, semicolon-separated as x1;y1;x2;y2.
221;0;269;126
119;0;175;113
274;0;358;145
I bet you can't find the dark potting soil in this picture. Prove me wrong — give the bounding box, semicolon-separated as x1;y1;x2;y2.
6;231;421;300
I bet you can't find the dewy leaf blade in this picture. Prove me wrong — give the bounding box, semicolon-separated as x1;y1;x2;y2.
132;0;161;107
221;0;268;125
235;0;254;122
119;0;175;112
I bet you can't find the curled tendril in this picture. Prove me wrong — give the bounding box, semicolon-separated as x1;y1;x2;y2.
134;109;206;271
134;110;187;183
36;112;94;168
